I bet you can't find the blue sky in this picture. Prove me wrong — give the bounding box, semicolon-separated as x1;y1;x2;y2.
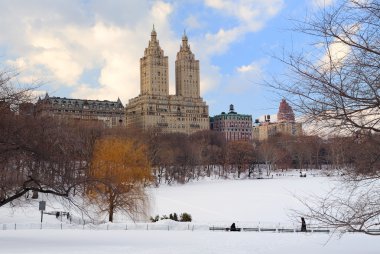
0;0;333;119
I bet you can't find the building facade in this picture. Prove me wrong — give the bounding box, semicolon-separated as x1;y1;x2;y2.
253;99;302;141
277;98;295;122
125;28;209;134
35;93;125;128
210;105;252;141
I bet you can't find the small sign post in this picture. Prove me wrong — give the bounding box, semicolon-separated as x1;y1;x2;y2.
39;201;46;223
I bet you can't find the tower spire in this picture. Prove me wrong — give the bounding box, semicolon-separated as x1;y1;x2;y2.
182;29;188;41
181;29;189;50
151;24;157;41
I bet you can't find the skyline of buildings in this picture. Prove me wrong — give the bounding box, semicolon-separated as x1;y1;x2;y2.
8;28;303;139
11;56;303;139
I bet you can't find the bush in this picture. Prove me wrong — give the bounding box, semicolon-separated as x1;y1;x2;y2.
180;212;192;222
150;215;159;222
150;212;191;222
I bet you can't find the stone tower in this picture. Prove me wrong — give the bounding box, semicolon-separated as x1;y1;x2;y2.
126;27;209;135
140;26;169;96
277;99;295;122
175;31;200;98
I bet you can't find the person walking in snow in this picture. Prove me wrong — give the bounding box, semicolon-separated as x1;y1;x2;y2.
301;217;307;232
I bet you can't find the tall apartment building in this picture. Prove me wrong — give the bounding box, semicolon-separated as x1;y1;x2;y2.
125;28;209;134
253;99;302;141
35;93;125;128
210;104;252;141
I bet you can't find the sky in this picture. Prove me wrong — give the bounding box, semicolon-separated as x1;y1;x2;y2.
0;0;335;119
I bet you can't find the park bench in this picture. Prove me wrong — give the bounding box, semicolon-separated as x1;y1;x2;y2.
242;227;260;232
277;228;295;233
209;226;241;231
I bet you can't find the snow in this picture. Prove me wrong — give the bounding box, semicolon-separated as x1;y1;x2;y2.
1;172;379;253
1;230;379;254
151;173;335;225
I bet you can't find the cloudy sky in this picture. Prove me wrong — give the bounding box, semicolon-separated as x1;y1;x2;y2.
0;0;334;118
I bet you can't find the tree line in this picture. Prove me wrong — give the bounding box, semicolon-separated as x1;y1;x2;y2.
144;128;379;184
3;100;378;220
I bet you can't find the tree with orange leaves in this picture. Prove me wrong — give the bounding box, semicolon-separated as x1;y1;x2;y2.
88;137;152;222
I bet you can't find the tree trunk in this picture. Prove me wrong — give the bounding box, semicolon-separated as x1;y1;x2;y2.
108;192;114;222
109;203;114;222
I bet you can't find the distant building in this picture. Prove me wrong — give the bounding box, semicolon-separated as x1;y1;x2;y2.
277;99;295;122
210;104;252;141
125;27;209;134
35;93;125;127
253;121;303;141
253;99;302;141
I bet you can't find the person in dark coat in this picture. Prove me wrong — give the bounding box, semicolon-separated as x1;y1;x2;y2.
301;217;307;232
230;223;237;231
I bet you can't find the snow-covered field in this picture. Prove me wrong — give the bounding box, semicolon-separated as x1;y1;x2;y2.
1;172;379;253
152;174;333;225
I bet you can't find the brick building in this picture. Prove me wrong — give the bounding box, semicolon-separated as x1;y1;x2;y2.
210;104;252;141
253;99;302;141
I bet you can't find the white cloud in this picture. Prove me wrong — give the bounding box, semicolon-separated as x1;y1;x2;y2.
204;0;283;26
184;15;203;30
224;59;267;94
0;0;283;105
0;1;179;103
317;38;351;72
203;27;243;55
237;61;262;73
312;0;334;8
200;64;221;95
200;0;283;56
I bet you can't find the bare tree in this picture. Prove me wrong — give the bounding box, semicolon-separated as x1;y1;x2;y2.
272;0;380;135
273;0;380;234
227;141;255;178
0;70;38;113
295;177;380;235
0;115;101;207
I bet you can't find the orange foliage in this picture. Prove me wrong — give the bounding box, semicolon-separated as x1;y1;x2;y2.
91;137;152;185
88;137;152;221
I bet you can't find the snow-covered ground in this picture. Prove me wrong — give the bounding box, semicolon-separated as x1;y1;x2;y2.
1;230;380;254
151;174;334;225
1;172;379;253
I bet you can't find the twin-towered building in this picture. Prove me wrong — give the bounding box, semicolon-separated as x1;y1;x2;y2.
125;27;209;135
